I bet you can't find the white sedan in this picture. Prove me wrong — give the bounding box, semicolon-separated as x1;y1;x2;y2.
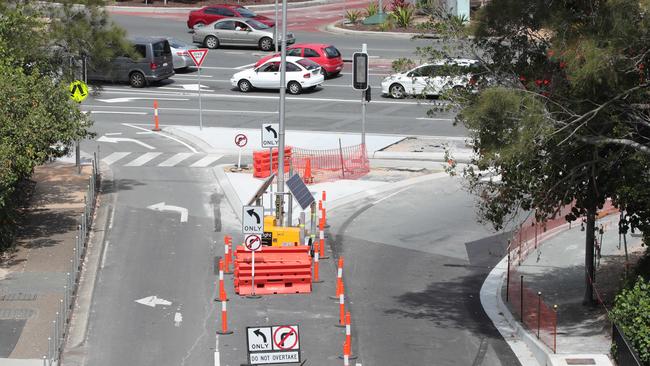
381;58;479;98
230;56;324;95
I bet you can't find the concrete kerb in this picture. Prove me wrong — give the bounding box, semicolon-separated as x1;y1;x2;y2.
106;0;334;14
323;21;441;39
63;161;115;364
163;126;217;154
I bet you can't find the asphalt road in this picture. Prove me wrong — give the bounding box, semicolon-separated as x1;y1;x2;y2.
81;13;468;138
329;177;522;366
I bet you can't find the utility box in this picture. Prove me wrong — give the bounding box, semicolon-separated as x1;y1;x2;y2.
263;215;301;247
446;0;470;21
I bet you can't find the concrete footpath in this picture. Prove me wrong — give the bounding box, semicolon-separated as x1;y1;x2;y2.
0;162;93;365
483;213;645;366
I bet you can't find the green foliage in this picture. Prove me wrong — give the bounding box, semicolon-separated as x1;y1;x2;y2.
345;9;363;24
611;277;650;364
392;57;416;72
379;18;394;32
364;1;386;17
390;5;414;28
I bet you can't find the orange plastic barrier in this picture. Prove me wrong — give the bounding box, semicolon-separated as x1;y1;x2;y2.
253;147;293;178
234;246;312;295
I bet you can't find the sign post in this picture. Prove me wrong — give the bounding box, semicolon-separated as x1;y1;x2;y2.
245;234;262;298
246;325;300;364
353;47;369;146
187;49;209;130
243;206;264;298
235;133;248;170
262;123;280;216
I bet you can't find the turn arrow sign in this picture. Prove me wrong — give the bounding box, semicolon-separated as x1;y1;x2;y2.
147;202;189;223
247;209;261;224
265;125;278;138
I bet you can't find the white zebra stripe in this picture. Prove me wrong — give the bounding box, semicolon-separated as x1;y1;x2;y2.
124;152;162;167
102;152;131;166
158;153;194;167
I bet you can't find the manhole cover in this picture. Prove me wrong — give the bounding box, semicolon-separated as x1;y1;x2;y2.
0;308;35;319
566;359;596;365
0;293;37;301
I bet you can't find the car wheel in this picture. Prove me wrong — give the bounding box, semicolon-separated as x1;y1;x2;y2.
389;83;406;99
259;37;273;52
238;79;252;93
129;71;146;88
287;81;302;95
320;68;329;78
204;36;219;49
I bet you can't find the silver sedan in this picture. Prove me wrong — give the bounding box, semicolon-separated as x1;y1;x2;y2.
191;17;294;52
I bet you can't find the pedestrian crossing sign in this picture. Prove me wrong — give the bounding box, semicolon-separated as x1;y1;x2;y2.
69;80;88;103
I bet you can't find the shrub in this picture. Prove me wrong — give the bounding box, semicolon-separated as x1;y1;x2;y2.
390;0;408;11
390;5;414;28
610;276;650;364
344;9;362;24
392;57;416;72
365;1;380;17
378;18;393;31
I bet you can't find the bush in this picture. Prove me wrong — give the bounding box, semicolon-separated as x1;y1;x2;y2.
378;18;393;31
392;57;416;72
390;5;414;28
390;0;407;11
610;276;650;364
344;9;362;24
364;1;386;17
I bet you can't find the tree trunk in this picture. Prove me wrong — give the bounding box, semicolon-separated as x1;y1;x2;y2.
583;205;596;305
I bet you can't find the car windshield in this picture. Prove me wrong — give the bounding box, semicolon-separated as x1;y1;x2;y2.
236;7;257;18
167;38;191;49
324;46;340;58
247;19;270;30
296;58;319;70
152;40;171;57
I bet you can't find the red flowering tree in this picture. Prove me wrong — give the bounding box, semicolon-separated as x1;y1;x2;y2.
432;0;650;304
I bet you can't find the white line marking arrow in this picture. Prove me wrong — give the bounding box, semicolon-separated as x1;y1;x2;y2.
135;295;172;308
147;202;189;223
97;135;155;150
174;312;183;327
97;97;189;103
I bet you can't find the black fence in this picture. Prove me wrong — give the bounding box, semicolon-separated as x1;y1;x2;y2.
612;322;644;366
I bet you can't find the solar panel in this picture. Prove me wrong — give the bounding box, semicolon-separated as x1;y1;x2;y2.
286;174;315;210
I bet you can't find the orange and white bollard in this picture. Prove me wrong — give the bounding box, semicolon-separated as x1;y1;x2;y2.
218;259;228;301
224;236;233;274
322;191;329;228
336;290;345;328
330;257;344;299
340;311;357;360
319;217;328;259
216;298;233;335
152;100;161;131
313;242;322;283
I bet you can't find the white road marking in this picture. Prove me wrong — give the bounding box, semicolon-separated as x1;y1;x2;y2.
105;132;123;136
90;111;148;115
190;154;223;168
102;152;131;166
136;131;155;135
147;202;189;222
100;240;110;269
159;84;212;91
124;152;162;167
108;206;116;230
87;105;276;115
224;51;246;55
172;74;213;78
174;312;183;327
135;295;172;308
372;187;412;205
97;135;156;150
234;63;255;70
97;97;189;103
122;123;199;153
416;117;454;121
215;336;220;366
159;153;194;167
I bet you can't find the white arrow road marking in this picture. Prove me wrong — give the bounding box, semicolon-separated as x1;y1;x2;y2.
122;123;198;154
159;153;194;167
189;154;223;168
97;135;156;150
174;312;183;327
90;111;148;115
159;84;212;91
147;202;189;223
97;97;189;103
102;152;131;166
105;132;123;136
124;152;162;167
135;295;172;308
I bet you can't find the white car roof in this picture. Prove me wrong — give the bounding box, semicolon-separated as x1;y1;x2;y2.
265;56;307;63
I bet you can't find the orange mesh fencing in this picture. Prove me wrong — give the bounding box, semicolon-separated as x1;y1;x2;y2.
291;144;370;184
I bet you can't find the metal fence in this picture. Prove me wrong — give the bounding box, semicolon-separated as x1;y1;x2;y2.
291;143;370;184
44;156;100;366
612;322;644;366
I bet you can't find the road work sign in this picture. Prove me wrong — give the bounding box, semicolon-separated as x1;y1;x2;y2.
246;325;300;365
261;123;279;148
69;80;88;103
242;205;264;234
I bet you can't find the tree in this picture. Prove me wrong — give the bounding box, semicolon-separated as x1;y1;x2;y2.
418;0;650;304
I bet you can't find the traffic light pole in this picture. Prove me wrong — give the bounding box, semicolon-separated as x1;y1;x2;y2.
361;43;367;147
276;0;288;227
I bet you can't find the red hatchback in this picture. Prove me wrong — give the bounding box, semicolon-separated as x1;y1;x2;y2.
187;5;275;29
254;43;343;78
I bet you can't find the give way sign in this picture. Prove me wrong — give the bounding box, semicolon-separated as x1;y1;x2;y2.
188;49;208;68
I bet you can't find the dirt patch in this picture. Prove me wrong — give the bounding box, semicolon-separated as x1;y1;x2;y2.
110;0;306;7
381;136;470;153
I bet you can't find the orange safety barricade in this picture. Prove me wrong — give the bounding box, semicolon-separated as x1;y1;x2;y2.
253;147;293;178
234;246;312;295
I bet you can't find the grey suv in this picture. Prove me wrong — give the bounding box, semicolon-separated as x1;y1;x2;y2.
88;37;174;88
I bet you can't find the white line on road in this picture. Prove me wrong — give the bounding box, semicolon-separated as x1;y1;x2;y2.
102;152;131;166
172;74;213;78
90;111;148;115
100;240;110;269
136;131;155;135
108;206;116;230
158;153;194;167
96;97;190;103
105;132;123;136
122;123;199;154
124;152;162;166
86;105;277;115
416;117;454;121
373;186;412;205
215;336;220;366
190;154;223;167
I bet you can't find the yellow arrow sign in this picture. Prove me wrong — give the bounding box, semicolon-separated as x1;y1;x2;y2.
69;80;88;103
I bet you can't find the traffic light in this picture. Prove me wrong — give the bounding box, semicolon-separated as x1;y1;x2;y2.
352;52;368;90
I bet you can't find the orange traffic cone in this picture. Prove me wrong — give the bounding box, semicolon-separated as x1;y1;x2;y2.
304;158;313;184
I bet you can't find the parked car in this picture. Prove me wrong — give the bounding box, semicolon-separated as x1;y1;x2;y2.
192;17;294;52
87;37;174;88
380;58;480;98
254;43;343;78
165;37;197;70
230;56;324;95
187;5;274;29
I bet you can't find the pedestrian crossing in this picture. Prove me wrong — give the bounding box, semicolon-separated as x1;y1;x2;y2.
102;152;224;168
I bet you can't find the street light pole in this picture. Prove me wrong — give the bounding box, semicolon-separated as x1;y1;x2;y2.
274;0;279;53
276;0;288;226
